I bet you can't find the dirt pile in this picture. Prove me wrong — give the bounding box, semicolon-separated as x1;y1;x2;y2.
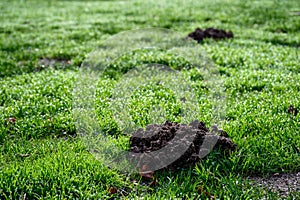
188;27;234;42
129;120;236;171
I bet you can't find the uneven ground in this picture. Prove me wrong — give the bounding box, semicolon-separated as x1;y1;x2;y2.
0;0;299;199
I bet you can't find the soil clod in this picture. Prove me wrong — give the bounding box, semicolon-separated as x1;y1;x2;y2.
7;117;16;124
188;27;234;42
288;105;298;116
129;120;237;171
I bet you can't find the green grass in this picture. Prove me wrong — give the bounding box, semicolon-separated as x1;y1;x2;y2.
0;0;300;199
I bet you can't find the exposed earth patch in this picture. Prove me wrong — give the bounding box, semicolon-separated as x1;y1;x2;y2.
38;57;71;69
248;172;300;197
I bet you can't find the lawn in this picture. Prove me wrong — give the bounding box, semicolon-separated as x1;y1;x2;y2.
0;0;300;199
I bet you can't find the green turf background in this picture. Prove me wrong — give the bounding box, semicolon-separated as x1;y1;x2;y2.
0;0;299;199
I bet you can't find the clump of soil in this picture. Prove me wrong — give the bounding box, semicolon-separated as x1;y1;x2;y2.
129;120;237;171
188;27;234;42
288;105;299;116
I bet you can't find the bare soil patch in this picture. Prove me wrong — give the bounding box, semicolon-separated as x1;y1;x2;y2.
38;58;71;69
249;172;300;197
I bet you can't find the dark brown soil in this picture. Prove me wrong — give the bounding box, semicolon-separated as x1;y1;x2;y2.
188;27;234;42
129;120;237;171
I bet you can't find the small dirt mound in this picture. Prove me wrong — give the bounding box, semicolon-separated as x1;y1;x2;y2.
188;27;234;42
129;120;236;171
